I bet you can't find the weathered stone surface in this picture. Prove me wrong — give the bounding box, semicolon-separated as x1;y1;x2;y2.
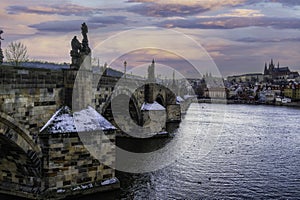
39;128;118;199
0;60;189;199
37;105;117;199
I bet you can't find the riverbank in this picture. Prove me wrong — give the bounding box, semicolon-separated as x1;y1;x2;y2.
197;98;300;108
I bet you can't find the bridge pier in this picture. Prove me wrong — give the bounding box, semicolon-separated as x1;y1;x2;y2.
0;22;195;198
0;60;194;198
38;106;119;199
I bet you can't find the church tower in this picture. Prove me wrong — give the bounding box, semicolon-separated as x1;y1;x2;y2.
264;62;268;75
145;59;156;103
269;59;275;71
148;59;155;82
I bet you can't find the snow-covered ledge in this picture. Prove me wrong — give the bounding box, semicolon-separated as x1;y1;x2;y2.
141;101;165;111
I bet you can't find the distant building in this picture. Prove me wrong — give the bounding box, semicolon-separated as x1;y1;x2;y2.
264;59;299;80
284;84;300;101
203;87;227;99
227;73;264;83
204;76;226;99
259;89;276;103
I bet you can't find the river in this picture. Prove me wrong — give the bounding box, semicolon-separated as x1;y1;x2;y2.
1;103;299;199
115;103;300;199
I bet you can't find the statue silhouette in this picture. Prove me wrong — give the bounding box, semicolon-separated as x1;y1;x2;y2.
0;30;4;48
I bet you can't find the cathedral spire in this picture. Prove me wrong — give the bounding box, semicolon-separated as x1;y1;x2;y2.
270;58;274;70
264;62;268;75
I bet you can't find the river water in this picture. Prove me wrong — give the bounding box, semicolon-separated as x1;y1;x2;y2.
1;103;299;199
116;103;300;199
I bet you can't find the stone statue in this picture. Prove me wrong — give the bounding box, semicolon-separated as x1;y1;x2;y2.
81;22;88;39
70;23;91;69
71;36;81;53
70;36;81;68
81;22;91;55
0;30;4;64
0;30;3;48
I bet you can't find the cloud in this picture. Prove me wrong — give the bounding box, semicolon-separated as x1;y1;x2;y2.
88;16;128;25
20;35;71;62
241;0;300;7
127;2;208;17
203;9;264;18
236;37;300;43
29;16;128;33
29;20;92;33
264;0;300;6
158;16;300;30
126;0;300;18
108;48;204;78
127;0;246;7
6;4;101;16
126;0;247;17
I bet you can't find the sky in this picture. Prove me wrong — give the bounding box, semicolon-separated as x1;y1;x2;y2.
1;0;300;77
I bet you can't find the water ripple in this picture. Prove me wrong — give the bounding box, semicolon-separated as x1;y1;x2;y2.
118;104;300;199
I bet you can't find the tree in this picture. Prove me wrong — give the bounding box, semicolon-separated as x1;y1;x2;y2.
5;41;29;66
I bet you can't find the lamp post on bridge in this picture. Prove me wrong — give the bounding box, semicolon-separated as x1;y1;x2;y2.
124;61;127;79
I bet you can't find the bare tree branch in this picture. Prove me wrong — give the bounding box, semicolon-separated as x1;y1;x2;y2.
5;42;29;66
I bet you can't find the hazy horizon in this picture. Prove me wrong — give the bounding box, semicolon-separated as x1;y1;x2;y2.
1;0;300;77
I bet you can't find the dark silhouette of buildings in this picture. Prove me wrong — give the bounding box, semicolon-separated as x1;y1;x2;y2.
264;59;299;80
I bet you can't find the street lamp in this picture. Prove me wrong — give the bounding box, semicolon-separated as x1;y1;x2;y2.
124;61;127;79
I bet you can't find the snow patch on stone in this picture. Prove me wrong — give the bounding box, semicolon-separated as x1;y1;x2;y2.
40;106;115;134
141;101;165;111
176;96;184;103
101;177;119;186
184;95;195;100
74;106;116;132
56;189;66;193
40;106;76;133
72;183;93;191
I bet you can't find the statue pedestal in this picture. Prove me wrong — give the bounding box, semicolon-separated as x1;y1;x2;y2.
72;54;94;112
0;48;3;64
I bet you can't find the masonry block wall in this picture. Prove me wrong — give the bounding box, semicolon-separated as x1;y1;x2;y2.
0;66;64;141
0;64;185;199
39;130;116;198
0;135;41;198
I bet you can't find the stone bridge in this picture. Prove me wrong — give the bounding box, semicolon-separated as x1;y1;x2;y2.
0;60;188;198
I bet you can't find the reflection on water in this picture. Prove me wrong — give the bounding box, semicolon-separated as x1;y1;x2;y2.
117;103;300;199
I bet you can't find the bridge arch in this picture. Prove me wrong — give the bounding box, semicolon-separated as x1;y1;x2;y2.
102;88;142;127
0;112;42;197
155;94;165;107
154;84;177;106
0;112;41;153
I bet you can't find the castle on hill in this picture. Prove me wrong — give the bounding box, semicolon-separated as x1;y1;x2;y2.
227;59;299;84
264;59;299;80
